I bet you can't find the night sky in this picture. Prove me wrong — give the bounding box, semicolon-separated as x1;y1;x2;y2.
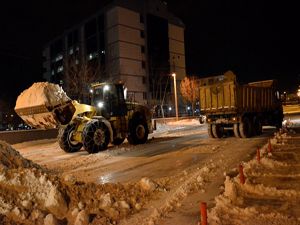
1;0;299;107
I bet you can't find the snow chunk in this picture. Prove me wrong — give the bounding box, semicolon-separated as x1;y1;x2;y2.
139;177;157;191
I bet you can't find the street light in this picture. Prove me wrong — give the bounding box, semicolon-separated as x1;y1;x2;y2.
172;73;179;121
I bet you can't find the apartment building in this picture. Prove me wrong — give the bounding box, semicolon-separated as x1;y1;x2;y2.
43;0;186;106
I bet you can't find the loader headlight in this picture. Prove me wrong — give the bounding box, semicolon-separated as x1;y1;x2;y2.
97;101;104;108
103;85;110;92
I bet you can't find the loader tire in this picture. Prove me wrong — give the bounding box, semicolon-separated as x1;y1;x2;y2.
58;123;83;153
207;124;214;138
127;118;149;145
82;120;110;153
239;117;252;138
212;124;224;138
233;123;241;138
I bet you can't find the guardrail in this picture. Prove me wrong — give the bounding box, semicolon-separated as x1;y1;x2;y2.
0;116;199;145
0;129;58;145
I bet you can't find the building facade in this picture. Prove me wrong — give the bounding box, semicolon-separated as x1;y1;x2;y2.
43;0;186;107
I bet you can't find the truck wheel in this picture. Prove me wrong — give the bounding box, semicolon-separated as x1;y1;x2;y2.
127;119;149;145
233;123;241;138
239;117;252;138
58;123;83;153
212;124;224;138
113;138;125;145
253;117;262;135
207;124;214;138
82;120;110;153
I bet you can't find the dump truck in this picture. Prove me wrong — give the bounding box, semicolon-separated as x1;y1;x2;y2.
15;82;153;153
199;71;283;138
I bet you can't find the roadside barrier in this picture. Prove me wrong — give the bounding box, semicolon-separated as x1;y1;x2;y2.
200;202;207;225
268;139;272;153
257;147;261;163
239;164;245;184
0;129;58;144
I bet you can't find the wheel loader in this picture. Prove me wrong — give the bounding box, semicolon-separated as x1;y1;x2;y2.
15;82;153;153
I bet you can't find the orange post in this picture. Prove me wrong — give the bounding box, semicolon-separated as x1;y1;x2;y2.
239;164;245;184
256;147;260;163
268;139;272;153
200;202;207;225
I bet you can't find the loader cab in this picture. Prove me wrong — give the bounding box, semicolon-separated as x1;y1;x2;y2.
91;83;127;118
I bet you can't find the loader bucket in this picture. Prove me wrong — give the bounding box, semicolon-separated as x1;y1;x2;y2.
15;105;59;129
14;82;73;129
15;101;76;129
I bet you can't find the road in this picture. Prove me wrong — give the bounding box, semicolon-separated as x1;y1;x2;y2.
12;120;276;224
13;121;272;184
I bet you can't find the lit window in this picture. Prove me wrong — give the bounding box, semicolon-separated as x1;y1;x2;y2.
55;54;63;62
57;66;63;72
51;70;55;75
69;48;74;55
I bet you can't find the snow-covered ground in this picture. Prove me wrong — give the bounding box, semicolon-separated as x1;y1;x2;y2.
208;131;300;225
1;118;300;225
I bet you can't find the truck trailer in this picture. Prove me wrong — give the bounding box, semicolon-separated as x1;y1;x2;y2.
199;71;283;138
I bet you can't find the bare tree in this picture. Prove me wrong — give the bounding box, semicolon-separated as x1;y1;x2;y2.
180;76;199;116
63;56;104;103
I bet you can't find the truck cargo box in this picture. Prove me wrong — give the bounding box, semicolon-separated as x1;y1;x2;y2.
199;71;279;115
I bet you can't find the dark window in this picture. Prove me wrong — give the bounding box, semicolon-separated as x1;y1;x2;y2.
143;92;147;100
142;61;146;69
85;18;97;38
86;36;97;56
97;14;105;64
140;14;144;24
98;15;105;32
50;39;63;58
142;76;146;84
67;30;79;47
147;14;170;95
141;46;145;53
140;30;145;38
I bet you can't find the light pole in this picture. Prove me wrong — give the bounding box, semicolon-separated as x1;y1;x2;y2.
172;73;179;121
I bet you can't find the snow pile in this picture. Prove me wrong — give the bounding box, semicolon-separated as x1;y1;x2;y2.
154;118;204;137
208;131;300;225
0;141;42;170
0;141;160;225
14;82;71;129
15;82;70;109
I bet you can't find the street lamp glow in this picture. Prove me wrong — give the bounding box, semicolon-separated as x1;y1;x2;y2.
172;72;179;121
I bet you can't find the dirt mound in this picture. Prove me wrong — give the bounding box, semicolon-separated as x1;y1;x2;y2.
0;142;159;225
0;141;42;170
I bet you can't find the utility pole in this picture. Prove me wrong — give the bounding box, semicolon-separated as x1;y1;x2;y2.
172;72;178;121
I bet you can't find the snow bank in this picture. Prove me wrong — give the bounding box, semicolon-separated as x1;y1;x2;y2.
0;141;160;224
208;131;300;224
